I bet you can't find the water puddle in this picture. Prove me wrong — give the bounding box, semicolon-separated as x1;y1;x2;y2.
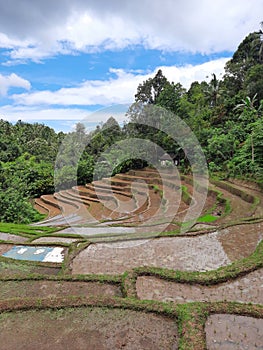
2;245;65;263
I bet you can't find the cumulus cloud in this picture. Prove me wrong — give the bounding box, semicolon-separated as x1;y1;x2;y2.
0;73;31;95
11;58;229;108
159;58;229;88
0;0;262;61
11;69;141;106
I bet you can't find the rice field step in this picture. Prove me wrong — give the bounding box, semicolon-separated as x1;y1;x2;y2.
128;169;180;181
34;198;49;215
114;173;179;189
102;176;154;190
70;186;105;203
87;183;132;198
40;194;61;209
62;189;94;206
53;193;81;217
91;180;132;194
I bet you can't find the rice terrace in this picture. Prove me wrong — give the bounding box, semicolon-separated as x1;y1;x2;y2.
0;164;262;349
0;12;263;350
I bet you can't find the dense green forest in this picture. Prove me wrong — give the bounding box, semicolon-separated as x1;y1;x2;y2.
0;30;262;223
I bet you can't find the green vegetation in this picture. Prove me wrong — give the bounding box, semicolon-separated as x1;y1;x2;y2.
0;120;63;223
197;214;218;223
0;222;58;236
0;29;262;224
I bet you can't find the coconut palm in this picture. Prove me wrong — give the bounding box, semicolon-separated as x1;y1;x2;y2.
205;73;223;107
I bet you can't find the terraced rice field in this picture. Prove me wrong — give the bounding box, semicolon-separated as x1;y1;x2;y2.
0;167;262;349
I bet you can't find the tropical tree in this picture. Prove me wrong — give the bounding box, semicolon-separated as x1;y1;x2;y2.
244;64;263;104
205;73;223;107
135;69;168;104
234;94;262;163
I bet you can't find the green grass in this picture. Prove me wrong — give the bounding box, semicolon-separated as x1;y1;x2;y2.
197;214;218;223
0;222;61;236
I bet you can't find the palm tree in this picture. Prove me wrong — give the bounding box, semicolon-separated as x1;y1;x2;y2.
205;73;223;107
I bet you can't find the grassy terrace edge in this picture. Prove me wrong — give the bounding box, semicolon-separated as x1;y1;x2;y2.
122;238;263;298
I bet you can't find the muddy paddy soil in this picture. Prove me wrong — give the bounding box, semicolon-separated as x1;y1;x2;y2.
71;233;231;275
71;219;262;275
218;221;262;260
0;260;60;277
136;268;263;304
0;244;14;255
32;236;79;244
0;280;121;299
0;307;178;350
205;314;263;349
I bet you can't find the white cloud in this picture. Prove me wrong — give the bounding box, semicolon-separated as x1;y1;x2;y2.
11;58;229;107
0;105;128;131
159;58;229;88
0;105;88;121
0;73;31;95
0;0;262;61
12;69;141;106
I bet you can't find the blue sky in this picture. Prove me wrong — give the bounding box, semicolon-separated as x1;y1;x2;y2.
0;0;262;132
